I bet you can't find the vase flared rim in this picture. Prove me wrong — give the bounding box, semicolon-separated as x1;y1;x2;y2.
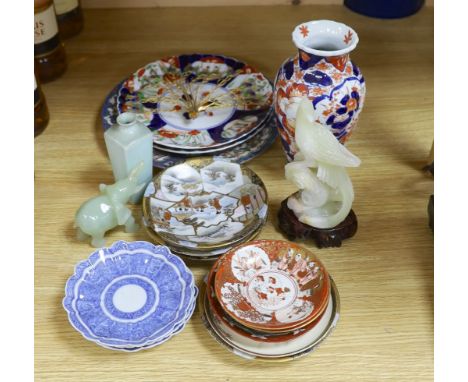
292;20;359;57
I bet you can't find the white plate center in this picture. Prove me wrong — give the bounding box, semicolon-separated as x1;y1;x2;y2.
247;271;298;311
158;83;235;131
112;284;148;313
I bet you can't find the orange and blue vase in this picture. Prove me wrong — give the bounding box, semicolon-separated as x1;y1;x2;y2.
274;20;366;161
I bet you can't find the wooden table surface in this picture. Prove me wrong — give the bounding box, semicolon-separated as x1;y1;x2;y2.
35;5;434;381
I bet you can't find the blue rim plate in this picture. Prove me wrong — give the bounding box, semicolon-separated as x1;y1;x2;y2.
63;241;196;348
153;108;272;155
101;81;278;170
116;54;273;150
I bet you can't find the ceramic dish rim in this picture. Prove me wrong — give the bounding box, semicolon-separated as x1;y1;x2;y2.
142;158;269;251
153;109;272;155
206;257;329;342
116;53;274;150
143;220;264;262
200;277;340;361
101;81;278;170
213;239;331;332
63;241;196;347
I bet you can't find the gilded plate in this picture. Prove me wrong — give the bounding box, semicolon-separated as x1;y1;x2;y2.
117;54;273;150
200;277;340;361
206;258;328;342
214;240;330;332
142;158;268;251
143;220;263;261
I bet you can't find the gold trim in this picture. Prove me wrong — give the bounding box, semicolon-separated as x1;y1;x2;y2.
143;220;264;261
142;157;269;250
200;277;340;362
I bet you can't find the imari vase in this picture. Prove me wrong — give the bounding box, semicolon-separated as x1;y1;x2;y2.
274;20;366;161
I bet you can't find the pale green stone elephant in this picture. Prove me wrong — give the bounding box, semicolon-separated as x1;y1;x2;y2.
74;162;147;247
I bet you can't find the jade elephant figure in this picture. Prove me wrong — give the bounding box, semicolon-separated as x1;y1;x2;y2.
74;162;147;247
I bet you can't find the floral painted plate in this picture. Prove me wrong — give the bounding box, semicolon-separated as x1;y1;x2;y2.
101;81;278;169
206;260;328;342
63;241;196;349
142;158;268;251
153;112;270;155
214;240;330;333
117;54;273;150
200;277;340;361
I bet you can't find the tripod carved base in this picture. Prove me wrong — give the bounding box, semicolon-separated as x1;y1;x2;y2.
278;198;358;248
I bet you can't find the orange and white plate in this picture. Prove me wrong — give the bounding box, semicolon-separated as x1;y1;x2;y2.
206;256;328;342
201;276;340;361
214;240;330;332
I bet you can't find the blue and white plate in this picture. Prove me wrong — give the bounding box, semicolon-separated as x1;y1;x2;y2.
63;241;196;349
102;287;198;352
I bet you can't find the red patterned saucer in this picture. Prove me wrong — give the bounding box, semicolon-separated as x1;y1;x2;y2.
214;240;330;332
206;260;328;342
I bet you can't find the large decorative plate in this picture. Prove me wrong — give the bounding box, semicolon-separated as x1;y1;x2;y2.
101;81;278;169
200;278;340;361
153;115;269;155
63;241;195;349
142;158;268;251
117;54;273;150
214;240;330;332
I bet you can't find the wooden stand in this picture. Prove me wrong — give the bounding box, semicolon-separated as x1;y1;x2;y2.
278;198;358;248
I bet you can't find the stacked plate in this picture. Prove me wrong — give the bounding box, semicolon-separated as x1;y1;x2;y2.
63;241;197;352
201;240;340;361
142;158;269;261
100;53;278;169
116;53;274;158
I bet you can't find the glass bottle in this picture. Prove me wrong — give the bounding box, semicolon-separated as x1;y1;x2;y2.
34;0;67;83
35;75;50;137
54;0;84;39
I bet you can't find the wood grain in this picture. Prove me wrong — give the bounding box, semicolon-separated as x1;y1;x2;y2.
35;5;434;381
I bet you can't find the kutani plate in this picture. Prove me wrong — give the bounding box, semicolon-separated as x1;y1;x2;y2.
63;241;196;349
214;240;330;332
200;277;340;361
142;158;268;250
117;54;273;150
206;259;328;343
101;81;278;170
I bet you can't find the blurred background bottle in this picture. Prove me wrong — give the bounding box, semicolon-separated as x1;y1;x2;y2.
54;0;84;39
35;75;50;138
34;0;67;83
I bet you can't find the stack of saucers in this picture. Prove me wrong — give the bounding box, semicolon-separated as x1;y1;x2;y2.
116;53;274;159
201;240;340;361
142;158;269;261
63;241;197;352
